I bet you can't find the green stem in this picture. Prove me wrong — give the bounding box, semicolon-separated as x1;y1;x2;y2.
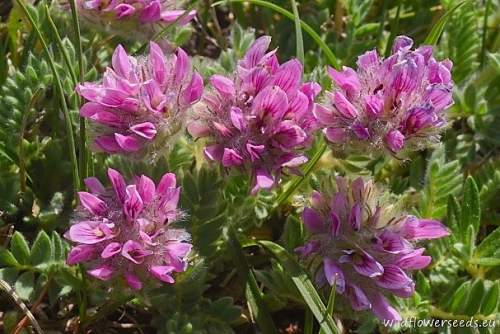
213;0;340;69
276;140;327;207
290;0;304;63
16;0;80;195
44;5;78;86
133;0;199;55
81;294;133;330
429;306;496;321
227;227;279;334
480;0;491;67
67;0;88;183
384;0;402;57
304;309;313;334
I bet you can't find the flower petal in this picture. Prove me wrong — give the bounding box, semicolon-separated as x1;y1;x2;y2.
302;207;323;233
87;265;114;281
346;284;371;311
84;177;105;195
400;217;449;240
370;293;402;321
67;245;97;265
137;175;156;203
124;185;144;220
78;192;107;215
108;168;127;203
114;133;141;152
323;258;345;293
150;265;175;283
210;75;235;98
112;45;132;78
124;272;142;290
101;242;122;259
376;264;412;289
130;122;157;140
222;148;244;167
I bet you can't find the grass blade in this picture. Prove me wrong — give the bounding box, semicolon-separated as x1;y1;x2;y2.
67;0;88;182
276;139;327;207
44;5;78;86
213;0;340;69
384;0;402;57
319;278;336;334
259;241;341;334
227;228;279;334
16;0;80;194
290;0;304;63
480;0;491;67
423;1;468;45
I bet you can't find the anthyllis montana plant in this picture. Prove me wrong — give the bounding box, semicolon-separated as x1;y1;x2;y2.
77;42;203;161
315;36;453;157
65;0;196;45
1;1;499;334
65;168;191;289
188;36;320;193
296;177;449;321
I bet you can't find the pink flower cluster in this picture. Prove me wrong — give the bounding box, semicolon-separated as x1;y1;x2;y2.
296;177;449;320
77;42;203;160
188;36;321;193
65;168;191;289
75;0;195;33
314;36;453;156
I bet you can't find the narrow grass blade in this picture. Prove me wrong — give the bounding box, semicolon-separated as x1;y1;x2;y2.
67;0;88;181
276;139;327;207
44;5;78;86
290;0;304;63
304;308;313;334
319;278;336;334
227;228;279;334
259;241;341;334
424;1;468;45
384;0;402;57
213;0;340;69
480;0;491;67
16;0;80;194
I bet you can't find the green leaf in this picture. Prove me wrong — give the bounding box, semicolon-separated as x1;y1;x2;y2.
419;148;462;219
51;231;65;262
461;176;480;236
213;0;340;69
281;215;304;252
14;271;35;300
475;226;500;257
450;280;470;314
480;282;499;315
464;279;484;316
319;279;337;334
289;0;304;63
446;196;461;235
30;231;52;265
469;257;500;266
259;241;340;334
0;248;19;267
10;231;30;264
0;268;18;285
424;0;469;45
227;228;278;334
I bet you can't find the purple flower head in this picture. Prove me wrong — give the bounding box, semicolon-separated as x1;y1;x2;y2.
65;168;191;290
315;36;453;157
77;43;203;161
296;177;449;320
73;0;196;43
188;36;321;193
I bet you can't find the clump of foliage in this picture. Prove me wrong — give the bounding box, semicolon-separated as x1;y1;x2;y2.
0;0;499;333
